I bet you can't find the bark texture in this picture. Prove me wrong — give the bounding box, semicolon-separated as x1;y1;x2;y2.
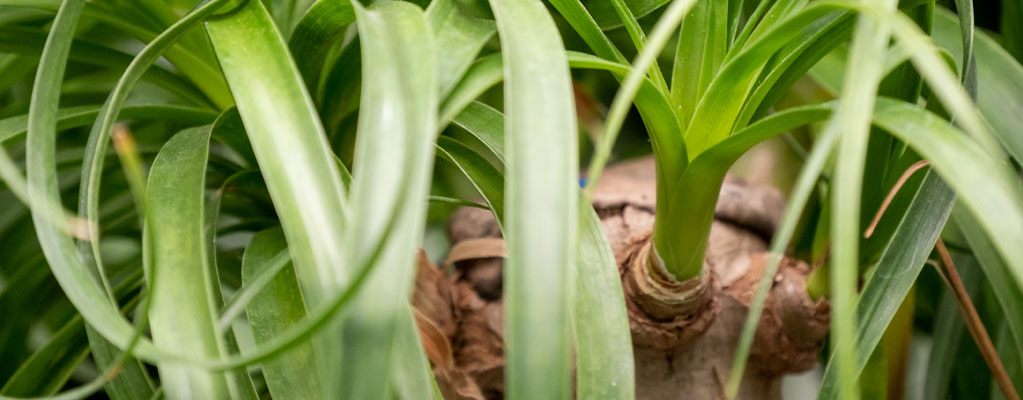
413;157;829;399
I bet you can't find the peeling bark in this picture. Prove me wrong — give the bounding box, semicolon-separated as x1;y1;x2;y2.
413;157;829;399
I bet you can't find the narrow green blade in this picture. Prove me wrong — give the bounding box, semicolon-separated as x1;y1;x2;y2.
436;136;504;224
442;100;635;400
426;0;496;97
23;0;169;367
1;316;89;397
671;0;727;125
242;228;323;400
573;199;635;400
288;0;355;97
206;2;346;396
818;171;955;399
931;9;1023;164
487;0;578;397
206;0;349;305
340;2;438;398
951;206;1023;365
145;126;233;399
827;5;896;398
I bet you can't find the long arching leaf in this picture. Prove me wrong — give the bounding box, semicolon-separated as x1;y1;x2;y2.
339;2;439;398
487;0;579;397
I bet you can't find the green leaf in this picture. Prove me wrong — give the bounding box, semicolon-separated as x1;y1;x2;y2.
78;0;234;309
436;136;504;224
0;104;217;144
443;100;635;400
426;0;496;97
288;0;355;97
1;316;89;397
22;0;170;369
266;0;317;38
740;13;854;126
145;125;235;399
573;198;635;400
671;0;727;125
441;52;681;147
818;171;955;399
242;228;323;400
548;0;626;63
993;319;1023;399
827;6;897;399
0;26;210;106
667;105;832;293
2;273;147;398
4;0;234;109
582;0;671;29
727;96;1019;397
202;175;260;400
84;324;156;400
206;0;349;326
951;0;976;98
683;3;844;158
450;101;505;164
208;107;258;168
950;206;1023;366
389;305;441;400
930;9;1023;165
1003;0;1023;63
340;2;438;398
583;0;692;228
609;0;668;93
870;99;1023;295
487;0;578;397
206;1;348;395
924;252;981;400
438;53;502;127
583;0;695;279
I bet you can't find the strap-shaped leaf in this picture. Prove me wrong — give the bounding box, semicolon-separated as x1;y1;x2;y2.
289;0;355;97
487;0;578;397
1;317;89;397
339;2;438;398
573;198;635;400
436;136;504;224
582;0;670;29
78;0;232;312
548;0;626;63
206;2;349;396
426;0;496;97
722;98;1023;396
242;228;323;400
671;0;727;125
0;26;209;105
923;252;980;400
145;126;242;399
930;9;1023;165
206;0;348;316
818;172;954;399
441;99;634;400
23;0;169;368
1;104;217;144
950;207;1023;366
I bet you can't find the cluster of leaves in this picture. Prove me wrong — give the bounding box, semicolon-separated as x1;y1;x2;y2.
0;0;1019;399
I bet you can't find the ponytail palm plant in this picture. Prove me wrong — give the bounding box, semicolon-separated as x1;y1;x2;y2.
0;0;1020;399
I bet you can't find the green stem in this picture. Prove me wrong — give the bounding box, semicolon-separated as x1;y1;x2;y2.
807;264;830;300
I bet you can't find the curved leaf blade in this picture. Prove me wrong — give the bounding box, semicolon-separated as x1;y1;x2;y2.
487;0;579;397
340;2;439;398
145;126;235;399
242;228;323;400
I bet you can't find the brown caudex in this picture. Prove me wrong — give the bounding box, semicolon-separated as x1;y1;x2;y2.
413;157;829;400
